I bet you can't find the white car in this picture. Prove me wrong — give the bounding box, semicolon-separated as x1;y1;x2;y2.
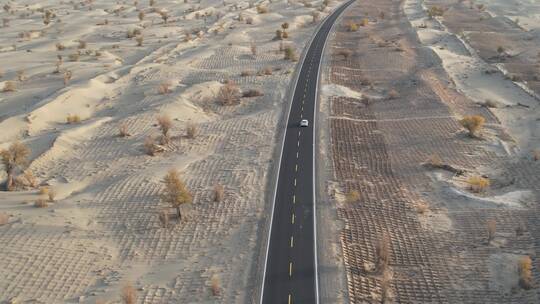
299;119;309;127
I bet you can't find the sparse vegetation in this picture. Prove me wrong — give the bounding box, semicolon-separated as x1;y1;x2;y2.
213;184;224;202
211;275;221;296
486;219;496;244
161;169;192;220
186;123;198;139
158;209;169;228
63;70;72;86
337;49;352;59
467;176;490;193
158;82;172;94
138;11;145;21
144;136;160;156
157;114;173;143
242;89;264;98
346;190;360;203
78;40;87;49
256;5;268;14
460;115;485;137
346;21;358;32
136;35;144;46
69;53;80;62
34;199;48;208
533;149;540;161
48;188;56;202
284;46;298;61
217;81;240;105
3;81;16;92
119;124;131;137
1;142;30;191
518;256;533;290
66;114;81;124
360;18;368;26
121;282;137;304
427;6;445;18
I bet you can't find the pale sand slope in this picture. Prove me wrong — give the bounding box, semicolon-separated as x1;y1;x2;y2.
0;0;339;302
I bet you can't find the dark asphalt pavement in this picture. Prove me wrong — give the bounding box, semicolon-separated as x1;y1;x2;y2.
261;1;354;303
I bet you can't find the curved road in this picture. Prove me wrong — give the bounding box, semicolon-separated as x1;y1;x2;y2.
261;1;354;303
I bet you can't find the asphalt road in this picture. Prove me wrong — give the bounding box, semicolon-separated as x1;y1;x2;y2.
261;1;354;303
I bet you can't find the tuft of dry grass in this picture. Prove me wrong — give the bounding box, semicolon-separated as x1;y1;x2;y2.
39;187;49;195
158;82;172;94
3;80;16;92
144;136;159;156
78;40;87;49
56;42;65;51
346;190;360;203
0;212;8;226
121;282;137;304
387;89;399;99
533;149;540;161
256;5;268;14
217;81;240;105
213;184;224;202
415;202;429;214
360;18;368;26
34;199;48;208
158;209;169;228
242;89;264;98
487;219;496;244
63;70;72;86
135;35;144;46
69;53;80;62
161;169;192;220
428;6;445;18
250;43;257;56
337;49;352;59
66;114;81;124
157;114;173;142
118;124;131;137
20;170;38;188
346;21;358;32
138;11;145;21
467;176;490;193
211;275;221;296
518;256;533;290
186;123;198;139
284;46;298;61
460;115;485;137
240;70;254;77
1;142;30;191
48;188;56;202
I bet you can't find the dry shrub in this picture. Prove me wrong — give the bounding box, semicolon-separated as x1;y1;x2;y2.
63;70;72;86
250;43;257;56
121;282;137;304
161;169;192;220
213;184;224;202
66;114;81;124
467;176;490;193
284;46;298;61
138;11;145;21
360;18;368;26
518;256;533;290
242;89;264;98
118;124;131;137
256;5;268;14
375;235;390;272
1;142;30;191
486;219;497;244
56;42;65;51
20;170;38;188
186;123;198;139
240;70;254;77
261;67;273;75
78;40;87;49
282;31;289;39
34;199;48;208
16;70;25;82
144;136;159;156
415;202;429;214
211;275;221;296
311;11;320;23
337;49;352;59
48;188;56;202
3;81;16;92
387;89;399;99
346;190;360;203
426;154;442;167
217;81;240;105
533;149;540;161
0;212;8;226
157;114;173;140
158;209;169;228
246;17;253;24
158;82;172;94
69;53;80;62
459;115;485;137
275;29;283;40
135;35;143;46
428;6;445;18
39;187;49;195
346;21;358;32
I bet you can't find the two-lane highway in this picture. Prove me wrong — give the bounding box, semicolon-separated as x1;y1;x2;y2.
261;1;354;303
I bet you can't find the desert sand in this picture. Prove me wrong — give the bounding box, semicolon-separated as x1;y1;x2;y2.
0;0;338;303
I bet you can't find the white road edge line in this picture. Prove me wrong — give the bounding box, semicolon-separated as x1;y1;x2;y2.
259;1;354;303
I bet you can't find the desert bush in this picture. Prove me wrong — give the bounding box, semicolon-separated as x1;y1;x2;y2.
48;188;56;202
250;43;257;56
213;184;224;202
240;70;254;77
3;81;16;92
56;42;65;51
533;149;540;161
275;29;283;40
144;136;159;156
346;21;358;32
282;31;289;39
16;70;25;82
284;46;298;61
211;275;221;296
1;142;30;191
78;40;87;49
256;5;268;14
281;22;289;30
311;11;320;23
34;199;48;208
150;0;156;6
415;202;429;214
337;49;352;59
375;235;390;272
136;35;144;46
467;176;490;193
20;170;38;188
2;18;9;27
157;114;173;141
360;18;368;26
39;187;49;195
481;99;499;108
158;82;171;94
186;123;198;139
497;46;505;54
427;6;445;18
66;114;81;124
518;256;533;289
459;115;485;137
246;17;253;24
121;282;137;304
159;10;169;23
161;169;192;220
63;70;72;86
138;11;145;21
261;66;273;75
0;212;8;225
387;89;399;99
69;53;80;62
217;81;240;105
127;28;141;38
158;209;169;228
119;123;131;137
346;190;360;203
487;219;496;244
242;89;264;98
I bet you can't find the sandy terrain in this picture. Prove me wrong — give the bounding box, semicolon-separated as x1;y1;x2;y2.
0;0;340;303
319;0;540;302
